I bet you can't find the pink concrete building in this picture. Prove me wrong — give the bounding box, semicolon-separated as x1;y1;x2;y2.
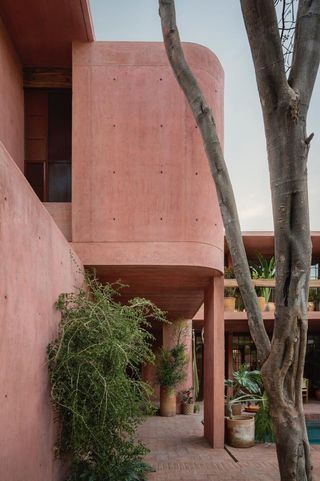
1;2;319;480
0;1;225;479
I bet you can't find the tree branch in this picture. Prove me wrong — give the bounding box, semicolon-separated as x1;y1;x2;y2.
240;0;288;112
158;0;271;362
289;0;320;113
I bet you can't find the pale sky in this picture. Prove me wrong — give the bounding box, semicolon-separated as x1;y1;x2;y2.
89;0;320;231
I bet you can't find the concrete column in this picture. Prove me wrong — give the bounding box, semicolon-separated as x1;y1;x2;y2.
163;320;193;412
204;275;224;448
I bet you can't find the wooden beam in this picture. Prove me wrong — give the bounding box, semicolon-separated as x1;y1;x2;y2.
224;279;320;288
23;68;72;89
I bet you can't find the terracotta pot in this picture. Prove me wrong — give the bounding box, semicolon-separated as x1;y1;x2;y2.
182;402;194;415
265;302;275;312
258;296;266;311
231;403;243;416
226;415;255;448
160;387;176;417
308;302;315;312
245;404;260;413
224;297;236;311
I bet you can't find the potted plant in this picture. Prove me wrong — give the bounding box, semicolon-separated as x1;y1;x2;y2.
224;366;263;447
181;387;194;415
156;343;188;416
224;266;237;311
308;288;319;311
250;253;275;311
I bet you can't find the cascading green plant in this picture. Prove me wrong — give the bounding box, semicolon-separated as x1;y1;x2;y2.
47;275;166;481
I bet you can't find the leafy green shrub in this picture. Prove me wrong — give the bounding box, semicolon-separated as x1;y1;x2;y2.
156;342;188;390
47;276;166;481
224;266;236;297
255;392;275;442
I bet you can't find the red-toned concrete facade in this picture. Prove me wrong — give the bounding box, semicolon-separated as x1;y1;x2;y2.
0;2;226;477
0;16;24;171
71;41;224;318
0;143;84;481
2;1;319;479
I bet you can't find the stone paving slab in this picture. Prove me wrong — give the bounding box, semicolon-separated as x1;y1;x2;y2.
137;412;320;481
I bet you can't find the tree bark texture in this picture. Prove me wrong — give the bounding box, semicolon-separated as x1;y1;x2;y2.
159;1;320;480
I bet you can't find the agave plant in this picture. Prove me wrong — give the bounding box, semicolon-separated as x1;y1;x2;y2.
250;252;276;303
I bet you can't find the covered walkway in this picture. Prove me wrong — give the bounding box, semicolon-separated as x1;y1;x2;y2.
137;410;320;481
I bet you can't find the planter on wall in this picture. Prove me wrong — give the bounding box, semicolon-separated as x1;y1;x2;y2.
226;415;255;448
224;297;236;311
160;387;176;416
265;302;275;312
308;302;315;312
257;296;266;311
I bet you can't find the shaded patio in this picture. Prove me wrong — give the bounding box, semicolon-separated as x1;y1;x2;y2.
137;408;320;481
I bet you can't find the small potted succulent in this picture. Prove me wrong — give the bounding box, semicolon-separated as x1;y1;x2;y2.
181;387;194;415
250;253;275;311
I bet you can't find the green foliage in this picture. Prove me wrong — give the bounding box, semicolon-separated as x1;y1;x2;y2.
156;343;188;389
194;403;200;413
224;266;236;297
192;329;199;401
232;365;262;396
47;276;166;481
255;392;275;442
250;252;275;302
225;365;263;418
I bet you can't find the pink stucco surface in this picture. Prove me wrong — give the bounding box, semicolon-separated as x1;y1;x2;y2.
0;142;84;481
72;41;224;273
44;202;72;241
0;17;24;171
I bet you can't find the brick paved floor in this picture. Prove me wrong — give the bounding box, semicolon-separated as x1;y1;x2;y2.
137;411;320;481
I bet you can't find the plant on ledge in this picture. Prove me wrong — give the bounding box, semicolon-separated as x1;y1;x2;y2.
250;253;275;309
224;266;238;311
47;275;166;481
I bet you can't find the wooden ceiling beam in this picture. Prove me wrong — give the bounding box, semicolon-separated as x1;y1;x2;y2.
23;68;72;89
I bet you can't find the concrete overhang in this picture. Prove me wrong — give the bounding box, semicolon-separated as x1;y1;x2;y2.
0;0;94;67
225;231;320;264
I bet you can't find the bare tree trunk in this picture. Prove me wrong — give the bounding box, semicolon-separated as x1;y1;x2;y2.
158;1;320;480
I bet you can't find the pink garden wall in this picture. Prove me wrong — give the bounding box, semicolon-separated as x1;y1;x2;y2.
0;17;24;171
0;143;83;481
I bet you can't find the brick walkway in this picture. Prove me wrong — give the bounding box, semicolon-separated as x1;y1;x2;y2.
137;411;320;481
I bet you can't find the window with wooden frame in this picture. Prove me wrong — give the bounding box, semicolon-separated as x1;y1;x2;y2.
25;89;71;202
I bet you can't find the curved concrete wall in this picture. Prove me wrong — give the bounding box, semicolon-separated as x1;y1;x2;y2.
0;17;24;171
0;143;83;481
72;41;224;273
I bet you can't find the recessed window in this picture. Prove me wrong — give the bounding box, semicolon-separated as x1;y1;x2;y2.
25;89;71;202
